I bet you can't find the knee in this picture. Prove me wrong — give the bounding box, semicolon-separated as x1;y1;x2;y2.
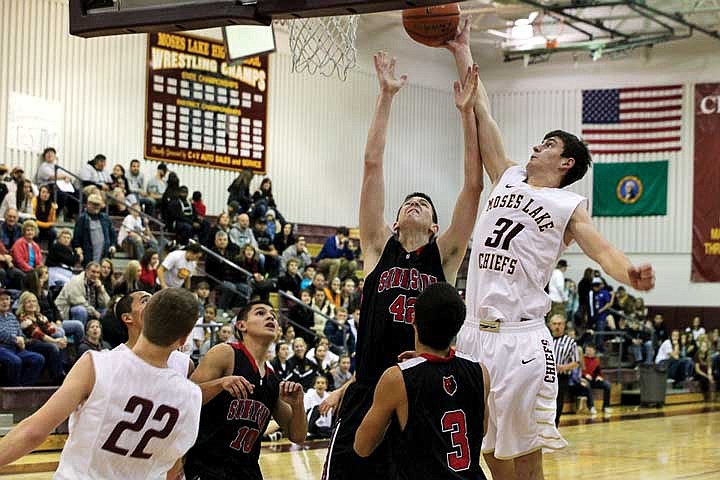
5;354;22;369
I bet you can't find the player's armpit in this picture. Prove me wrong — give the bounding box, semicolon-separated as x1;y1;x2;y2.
354;366;405;458
0;353;95;467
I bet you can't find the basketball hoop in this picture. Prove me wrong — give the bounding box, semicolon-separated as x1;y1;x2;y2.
280;15;358;81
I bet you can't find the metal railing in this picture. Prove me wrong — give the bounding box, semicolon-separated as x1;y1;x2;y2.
277;289;350;354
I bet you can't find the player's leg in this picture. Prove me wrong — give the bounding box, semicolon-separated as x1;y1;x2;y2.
513;450;544;480
483;452;516;480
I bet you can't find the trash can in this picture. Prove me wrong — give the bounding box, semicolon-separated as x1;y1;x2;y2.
640;364;668;407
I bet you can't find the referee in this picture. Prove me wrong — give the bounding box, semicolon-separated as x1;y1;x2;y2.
549;314;579;426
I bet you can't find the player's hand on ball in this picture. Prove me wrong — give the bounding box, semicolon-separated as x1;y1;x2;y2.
279;381;304;406
373;51;407;95
319;389;340;415
454;64;479;112
444;17;471;53
397;350;419;362
628;263;655;291
221;375;254;399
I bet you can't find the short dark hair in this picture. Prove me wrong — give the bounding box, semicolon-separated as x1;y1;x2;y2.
157;163;168;172
93;154;106;164
185;243;202;254
336;226;349;236
143;288;199;347
42;147;56;157
414;282;466;351
115;293;135;321
195;281;210;291
397;192;438;224
234;300;274;341
192;191;202;201
130;159;140;165
543;130;592;188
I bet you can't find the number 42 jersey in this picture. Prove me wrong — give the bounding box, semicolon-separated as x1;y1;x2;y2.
466;166;586;323
56;349;202;480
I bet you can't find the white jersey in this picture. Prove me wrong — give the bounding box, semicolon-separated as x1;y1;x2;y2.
55;349;201;480
113;343;191;377
466;166;586;322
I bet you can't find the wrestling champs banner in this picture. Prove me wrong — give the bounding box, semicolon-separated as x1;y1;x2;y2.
145;32;269;173
692;83;720;282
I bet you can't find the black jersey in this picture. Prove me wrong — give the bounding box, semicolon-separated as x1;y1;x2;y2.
185;342;279;480
394;350;486;480
355;236;445;384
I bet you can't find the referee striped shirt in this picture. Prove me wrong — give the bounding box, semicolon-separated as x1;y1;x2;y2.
553;334;578;375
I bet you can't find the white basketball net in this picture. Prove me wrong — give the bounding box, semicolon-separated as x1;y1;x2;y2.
284;15;359;81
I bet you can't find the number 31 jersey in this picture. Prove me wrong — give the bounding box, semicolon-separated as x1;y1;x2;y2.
56;349;202;480
466;166;586;323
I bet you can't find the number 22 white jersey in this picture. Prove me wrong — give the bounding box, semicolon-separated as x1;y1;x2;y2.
55;349;202;480
465;166;586;323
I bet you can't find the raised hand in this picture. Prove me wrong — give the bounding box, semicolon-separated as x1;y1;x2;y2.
319;388;340;415
221;375;254;399
373;51;407;95
628;263;655;291
444;17;471;53
279;381;304;407
454;64;479;112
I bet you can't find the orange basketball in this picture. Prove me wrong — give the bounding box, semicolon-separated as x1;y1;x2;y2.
402;4;461;47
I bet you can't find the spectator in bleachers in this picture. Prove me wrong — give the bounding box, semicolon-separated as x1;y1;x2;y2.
157;243;202;289
582;344;612;415
690;316;706;341
312;344;335;391
564;279;579;324
339;278;360;312
192;191;206;218
634;297;648;321
300;265;315;291
17;291;65;383
226;169;253;214
283;324;296;345
0;230;23;290
79;154;112;191
253;216;280;277
271;341;291;380
0;290;44;386
333;355;353;388
139;249;160;292
548;260;568;319
0;179;36;221
324;307;354;356
577;267;594;327
324;277;342;309
118;202;158;259
54;261;109;326
251;177;284;223
311;289;335;334
145;162;167;210
289;289;315;346
127;159;154;215
34;147;79;219
10;220;43;272
278;258;302;298
229;213;256;249
287;337;319;392
309;271;327;297
24;266;83;343
274;222;295;255
281;235;312;274
33;185;57;245
304;376;333;439
694;338;714;394
205;231;247;310
168;185;210;246
316;226;357;284
195;282;211;317
265;209;281;240
652;313;668;348
625;318;654;365
76;319;111;356
236;244;273;302
110;164;130;197
307;335;339;367
656;330;693;388
99;258;115;294
73;193;117;266
613;286;635;317
113;260;141;296
589;277;614;350
46;229;81;287
206;212;231;249
200;323;233;358
159;171;180;222
1;209;23;252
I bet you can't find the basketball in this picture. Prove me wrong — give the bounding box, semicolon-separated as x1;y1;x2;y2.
402;4;461;47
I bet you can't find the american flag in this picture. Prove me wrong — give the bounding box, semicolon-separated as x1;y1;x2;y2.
581;85;683;155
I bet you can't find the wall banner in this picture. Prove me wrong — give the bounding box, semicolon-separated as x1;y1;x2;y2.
145;32;268;173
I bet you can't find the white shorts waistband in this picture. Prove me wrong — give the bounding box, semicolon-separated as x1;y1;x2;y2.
464;317;546;333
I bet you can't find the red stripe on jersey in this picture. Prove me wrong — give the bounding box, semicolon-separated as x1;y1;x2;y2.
420;348;456;363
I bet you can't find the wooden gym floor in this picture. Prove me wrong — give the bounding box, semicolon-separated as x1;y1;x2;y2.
5;403;720;480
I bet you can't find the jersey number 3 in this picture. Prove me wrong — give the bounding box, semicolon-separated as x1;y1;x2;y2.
441;410;471;472
485;218;525;250
101;395;180;459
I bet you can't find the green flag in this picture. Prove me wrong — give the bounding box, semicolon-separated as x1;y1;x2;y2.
592;161;668;217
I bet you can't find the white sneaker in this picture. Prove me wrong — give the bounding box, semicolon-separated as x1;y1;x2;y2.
268;431;283;442
589;407;598;416
603;407;613;414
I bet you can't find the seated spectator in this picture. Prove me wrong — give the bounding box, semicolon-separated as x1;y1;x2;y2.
33;185;57;245
23;266;83;343
613;286;635;317
289;289;315;347
281;235;312;274
34;147;79;217
79;154;112;190
324;307;355;356
191;304;217;353
277;258;302;298
286;337;319;392
204;231;247;310
282;325;296;346
167;185;209;245
251;177;284;223
17;291;65;383
691;316;706;341
625;318;654;365
76;319;111;356
11;220;43;273
139;249;160;292
589;278;615;350
252;217;280;277
568;357;596;416
100;258;115;294
72;194;117;266
309;271;326;296
200;323;233;358
0;289;45;386
265;209;281;240
300;265;315;291
307;336;339;368
333;355;353;389
656;330;694;388
236;244;273;302
339;278;360;312
146;163;168;212
192;191;206;218
311;289;334;334
680;332;697;360
46;229;81;287
270;341;291;380
229;213;257;249
0;233;24;290
304;375;332;439
206;212;231;249
195;282;211;317
113;260;142;296
118;202;158;259
582;344;612;415
653;313;668;348
226;169;253;214
110;164;130;197
273;222;295;255
157;243;202;289
1;208;22;252
54;262;110;326
316;226;357;284
0;179;36;221
324;277;342;309
127;159;154;216
694;338;714;395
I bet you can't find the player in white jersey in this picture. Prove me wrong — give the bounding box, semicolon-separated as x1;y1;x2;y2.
112;291;194;377
0;288;203;480
443;21;655;480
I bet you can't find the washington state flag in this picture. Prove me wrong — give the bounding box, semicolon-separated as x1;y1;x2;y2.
592;161;668;217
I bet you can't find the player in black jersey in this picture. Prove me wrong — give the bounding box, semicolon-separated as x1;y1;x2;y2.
355;282;489;479
184;301;307;480
321;52;484;480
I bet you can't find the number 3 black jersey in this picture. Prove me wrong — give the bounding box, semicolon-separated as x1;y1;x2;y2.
393;350;486;480
355;236;445;384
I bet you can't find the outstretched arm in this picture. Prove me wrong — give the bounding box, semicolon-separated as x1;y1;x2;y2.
272;381;307;444
360;52;407;275
567;206;655;291
445;19;515;184
437;65;484;284
354;366;405;457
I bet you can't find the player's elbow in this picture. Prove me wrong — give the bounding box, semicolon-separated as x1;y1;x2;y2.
19;420;49;448
353;433;373;458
